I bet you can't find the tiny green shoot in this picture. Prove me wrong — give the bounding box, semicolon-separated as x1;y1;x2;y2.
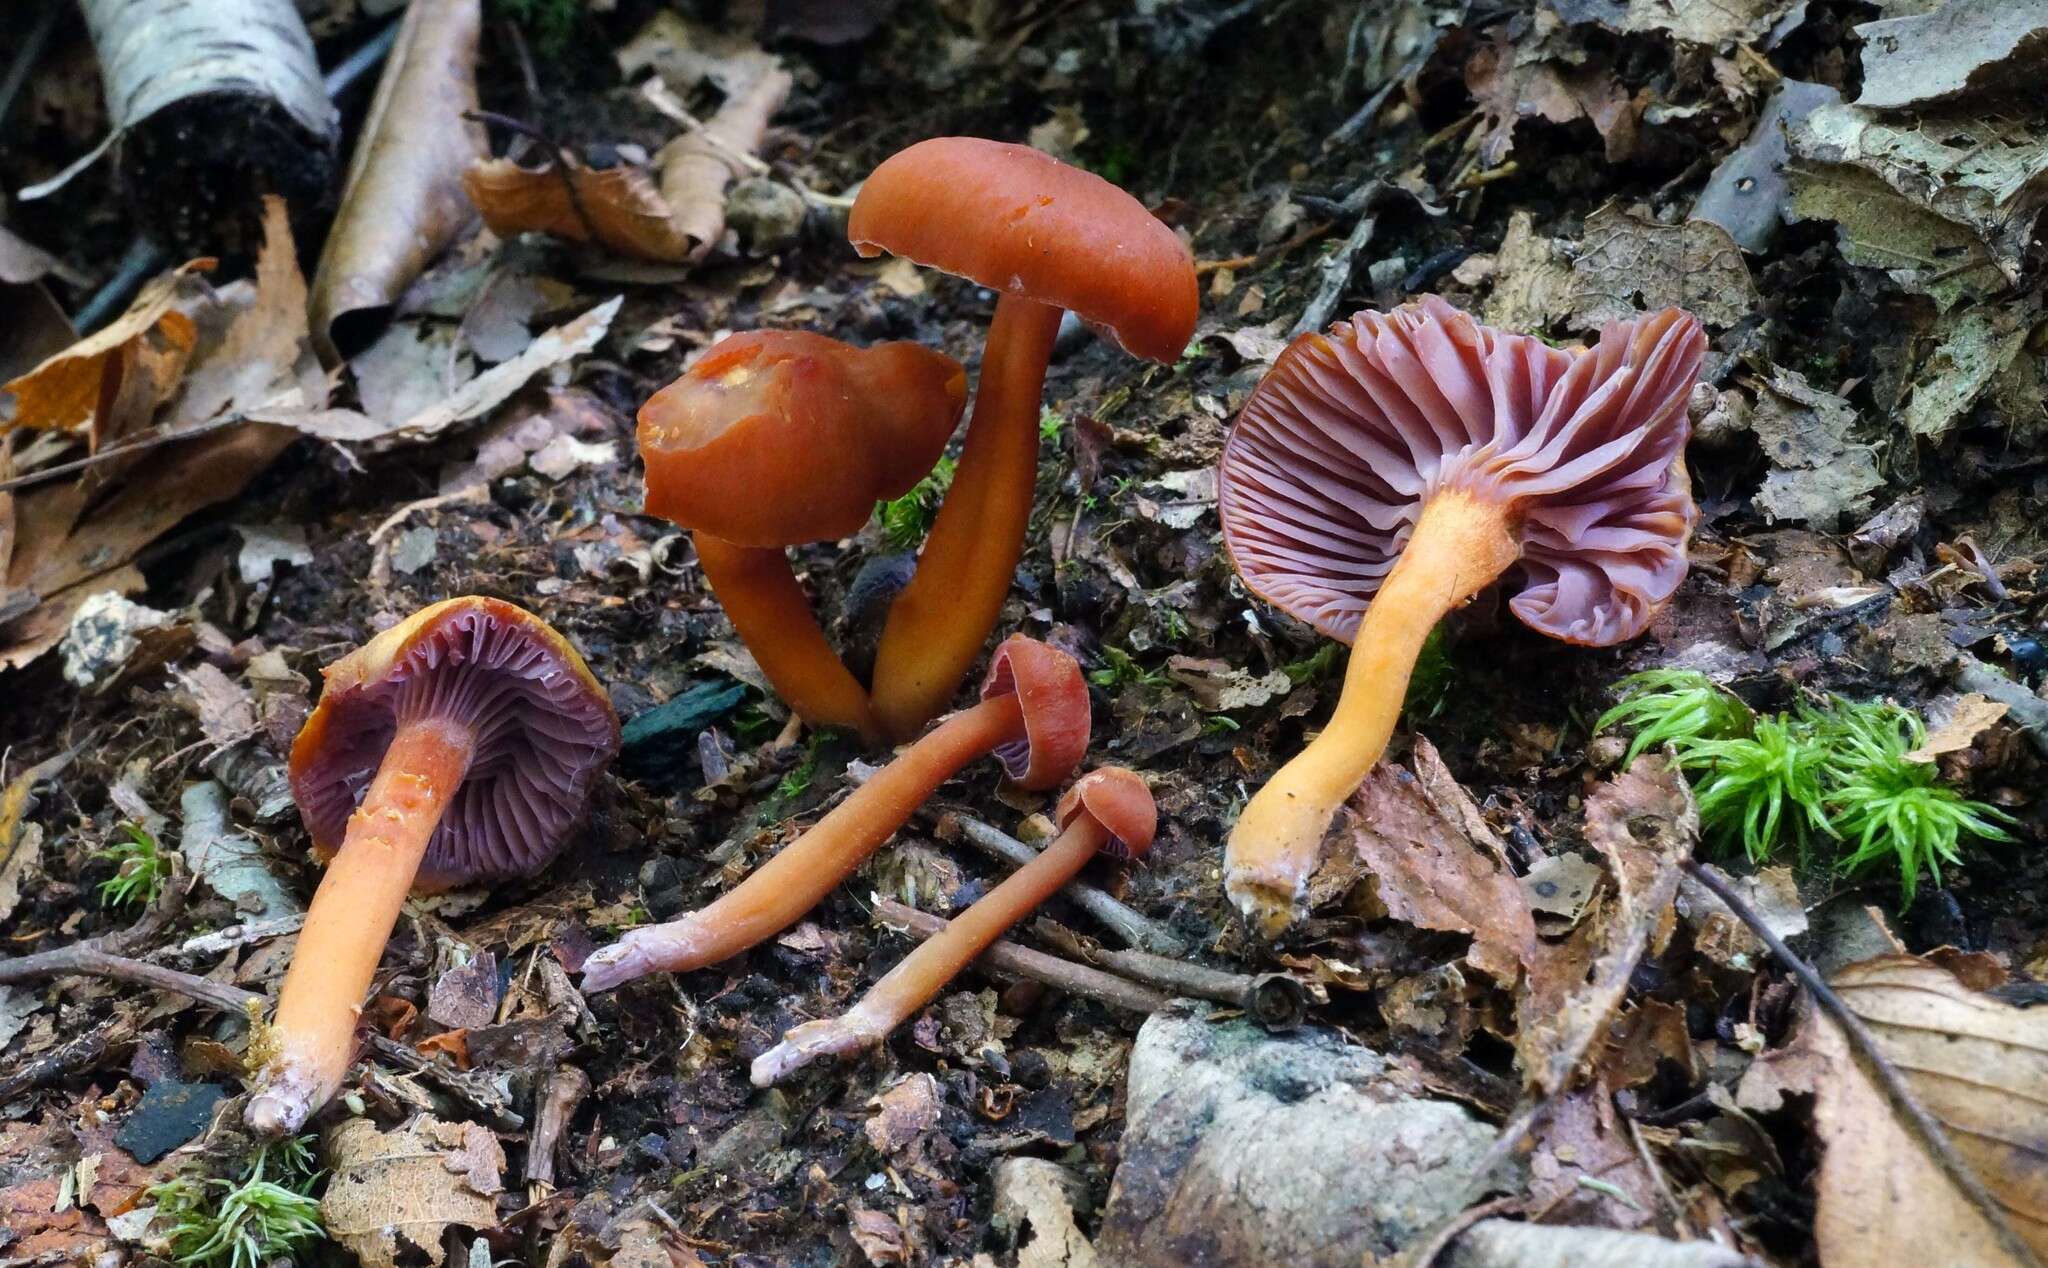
1281;643;1341;686
96;822;169;910
876;455;956;551
149;1136;323;1268
1089;646;1167;690
1039;408;1064;443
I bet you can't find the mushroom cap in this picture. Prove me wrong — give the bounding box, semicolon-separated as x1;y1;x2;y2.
289;597;620;891
978;635;1089;790
1056;767;1156;861
638;330;968;548
849;137;1199;364
1219;296;1705;647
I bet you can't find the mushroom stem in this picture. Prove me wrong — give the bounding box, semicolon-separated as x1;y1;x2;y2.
580;691;1028;991
869;294;1065;740
752;811;1111;1085
693;532;881;742
1225;488;1519;937
246;716;475;1136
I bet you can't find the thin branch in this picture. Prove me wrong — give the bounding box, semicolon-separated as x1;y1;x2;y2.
1684;859;2047;1268
871;898;1169;1015
0;942;263;1014
931;809;1189;956
1031;918;1310;1029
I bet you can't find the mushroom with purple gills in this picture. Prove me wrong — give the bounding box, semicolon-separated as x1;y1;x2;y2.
848;137;1200;741
752;765;1155;1086
1217;296;1705;937
578;633;1090;992
638;329;968;744
246;597;619;1136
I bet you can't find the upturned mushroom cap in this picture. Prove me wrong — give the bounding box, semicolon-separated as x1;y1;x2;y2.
638;330;968;547
289;597;620;890
1219;297;1705;647
1056;767;1156;860
849;137;1199;364
979;635;1089;790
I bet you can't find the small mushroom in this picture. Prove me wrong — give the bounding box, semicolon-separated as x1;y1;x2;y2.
247;598;619;1135
751;766;1155;1086
638;329;968;742
1218;297;1704;936
849;138;1199;739
579;634;1089;992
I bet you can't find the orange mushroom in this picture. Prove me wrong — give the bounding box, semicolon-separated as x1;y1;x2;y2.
849;138;1199;739
638;330;968;742
1217;298;1705;936
580;634;1089;992
751;766;1154;1085
247;598;619;1134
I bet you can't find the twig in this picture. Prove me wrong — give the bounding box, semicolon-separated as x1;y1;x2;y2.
0;942;263;1014
526;1065;590;1188
931;809;1189;956
0;0;59;134
1683;860;2047;1268
362;1033;524;1132
145;912;305;964
871;898;1169;1015
0;1008;143;1102
1031;918;1310;1029
1293;181;1387;337
0;411;254;494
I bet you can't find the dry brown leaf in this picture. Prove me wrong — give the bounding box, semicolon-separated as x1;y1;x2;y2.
310;0;486;360
1527;1079;1662;1229
1564;204;1759;331
1;258;210;435
652;66;794;263
321;1115;505;1268
169;197;319;426
1466;32;1640;168
1345;737;1536;984
0;749;71;924
1515;757;1696;1097
1739;955;2048;1265
256;296;618;446
1907;693;2010;763
463;155;695;262
1481;210;1572;331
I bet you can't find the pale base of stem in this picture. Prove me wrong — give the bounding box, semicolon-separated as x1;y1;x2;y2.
1224;490;1518;938
751;1005;890;1087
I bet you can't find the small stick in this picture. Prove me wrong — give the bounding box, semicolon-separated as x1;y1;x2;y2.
932;809;1188;956
1683;860;2046;1268
0;1008;143;1102
362;1033;524;1132
145;913;306;964
526;1065;591;1188
1030;919;1309;1030
870;898;1168;1015
0;942;264;1014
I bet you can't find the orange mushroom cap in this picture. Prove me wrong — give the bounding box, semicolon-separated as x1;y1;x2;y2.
979;634;1089;790
1056;767;1156;861
289;597;620;890
849;137;1199;364
637;330;968;547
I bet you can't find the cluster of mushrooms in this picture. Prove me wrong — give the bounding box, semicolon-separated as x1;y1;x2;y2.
243;136;1706;1135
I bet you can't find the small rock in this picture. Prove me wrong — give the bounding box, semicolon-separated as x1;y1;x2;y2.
1099;1008;1513;1267
726;177;806;254
60;592;173;688
114;1078;228;1163
390;526;440;575
1449;1220;1757;1268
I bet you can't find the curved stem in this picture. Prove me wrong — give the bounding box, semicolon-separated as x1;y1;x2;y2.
869;294;1064;741
581;692;1027;991
246;717;473;1135
695;533;879;743
1224;489;1518;938
753;814;1110;1085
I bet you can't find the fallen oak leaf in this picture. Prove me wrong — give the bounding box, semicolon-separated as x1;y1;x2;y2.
1906;693;2009;763
1740;954;2048;1266
463;149;695;263
320;1114;505;1268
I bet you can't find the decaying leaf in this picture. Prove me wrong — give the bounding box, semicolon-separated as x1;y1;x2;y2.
1165;656;1291;711
1739;954;2048;1264
1515;757;1696;1097
1480;210;1572;330
1749;368;1883;527
310;0;486;359
1345;738;1535;985
1466;30;1639;169
1;258;210;434
0;750;71;924
1788;103;2046;308
321;1115;505;1268
464;154;696;263
1527;1079;1660;1229
1564;205;1759;331
1551;0;1793;46
258;297;619;446
1901;304;2031;440
1906;693;2008;763
1679;864;1805;969
994;1158;1101;1268
650;64;795;263
1855;0;2048;111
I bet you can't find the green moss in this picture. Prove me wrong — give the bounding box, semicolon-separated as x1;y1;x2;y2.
876;455;956;551
148;1136;323;1268
96;822;169;910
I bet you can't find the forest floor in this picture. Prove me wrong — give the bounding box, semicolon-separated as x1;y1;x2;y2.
2;1;2046;1266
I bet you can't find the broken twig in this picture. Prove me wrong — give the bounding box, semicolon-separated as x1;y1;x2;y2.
871;898;1169;1015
